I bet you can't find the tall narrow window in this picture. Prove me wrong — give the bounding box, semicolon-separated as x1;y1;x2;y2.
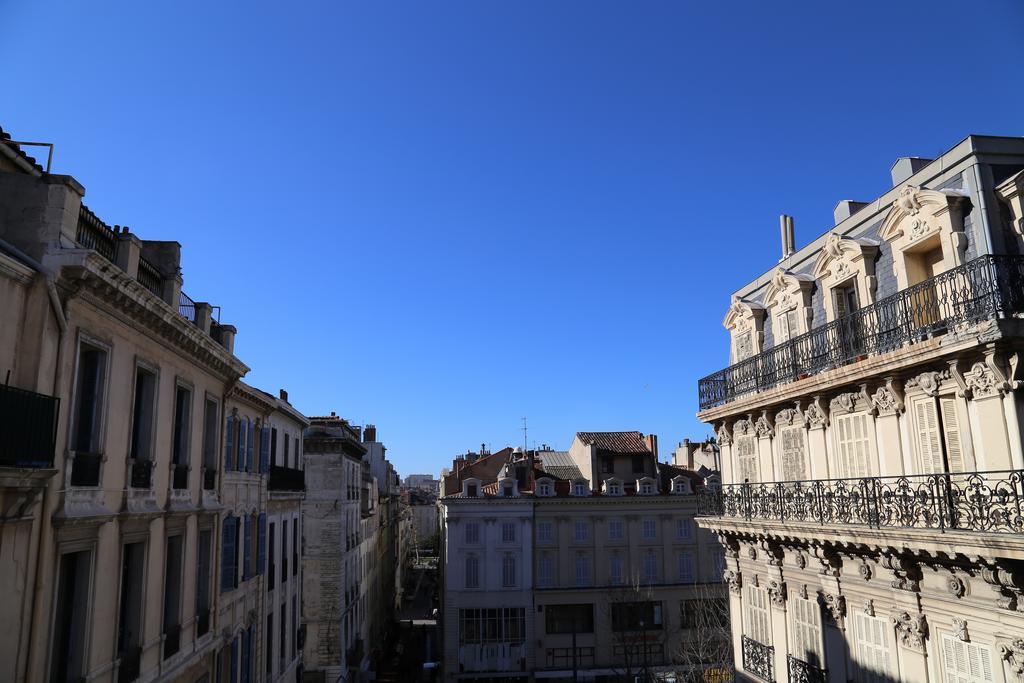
790;596;823;667
292;518;298;576
242;516;252;582
735;331;753;361
833;283;859;317
676;518;693;541
609;554;623;585
202;397;219;488
464;522;479;544
270;427;278;467
283;436;290;469
221;514;237;591
574;520;589;542
117;542;145;673
72;344;107;454
172;385;191;489
742;585;771;645
914;395;969;474
280;600;287;671
608;519;624;541
538;554;553;588
776;309;800;342
130;367;157;464
266;613;274;677
642;518;657;540
291;594;298;660
940;634;994;683
643;550;659;584
224;414;235;471
281;522;288;582
537;521;553;543
676;551;694;583
735;435;759;483
51;550;93;683
852;612;892;682
196;529;212;637
268;522;276;590
502;521;516;543
162;534;183;658
574;554;591;587
833;412;872;478
780;426;808;481
502;554;517;587
465;555;480;588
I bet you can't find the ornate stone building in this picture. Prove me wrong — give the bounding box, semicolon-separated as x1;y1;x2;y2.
696;136;1024;682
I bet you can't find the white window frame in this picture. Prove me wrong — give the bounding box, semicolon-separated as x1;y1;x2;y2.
464;522;480;545
607;519;624;541
676;551;694;583
501;521;516;544
642;518;657;541
573;520;589;543
537;521;553;543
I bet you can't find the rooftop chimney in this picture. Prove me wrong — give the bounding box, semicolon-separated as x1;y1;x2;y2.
833;200;870;225
279;388;289;402
779;215;795;261
363;424;377;443
891;157;934;187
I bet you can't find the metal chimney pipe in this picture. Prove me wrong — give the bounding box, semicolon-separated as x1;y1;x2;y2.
786;215;795;256
779;215;789;261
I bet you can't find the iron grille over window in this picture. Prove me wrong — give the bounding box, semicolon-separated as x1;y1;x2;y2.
698;255;1024;410
788;655;827;683
0;384;59;468
742;635;775;682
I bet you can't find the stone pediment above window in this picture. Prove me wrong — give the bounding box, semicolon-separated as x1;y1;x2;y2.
813;232;879;321
603;477;624;496
764;268;815;342
536;477;555;497
637;476;657;495
723;296;766;363
880;185;971;290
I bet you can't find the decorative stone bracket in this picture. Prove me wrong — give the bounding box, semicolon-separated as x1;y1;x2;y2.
767;580;787;607
891;611;928;651
1000;638;1024;682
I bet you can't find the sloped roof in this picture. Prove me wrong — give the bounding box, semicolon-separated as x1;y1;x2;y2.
535;450;582;481
442;447;513;496
576;431;650;454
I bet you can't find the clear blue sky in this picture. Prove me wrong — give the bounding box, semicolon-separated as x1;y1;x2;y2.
4;1;1024;478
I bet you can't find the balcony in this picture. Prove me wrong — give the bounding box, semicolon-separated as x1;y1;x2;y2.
742;636;774;683
268;465;305;492
0;384;59;468
698;254;1024;411
698;470;1024;535
787;655;826;683
70;452;102;487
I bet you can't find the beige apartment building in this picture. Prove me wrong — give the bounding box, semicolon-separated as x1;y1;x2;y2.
532;434;727;681
695;135;1024;683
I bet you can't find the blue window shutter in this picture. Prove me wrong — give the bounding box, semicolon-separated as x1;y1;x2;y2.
243;516;252;581
221;515;235;591
246;419;254;472
225;415;235;471
234;517;242;587
240;629;249;683
238;419;248;472
260;425;270;474
257;513;266;575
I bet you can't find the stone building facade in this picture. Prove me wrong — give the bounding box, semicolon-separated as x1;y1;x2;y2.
695;135;1024;683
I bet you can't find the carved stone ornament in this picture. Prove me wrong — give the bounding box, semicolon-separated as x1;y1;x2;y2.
760;539;784;567
716;423;732;447
1000;639;1024;682
804;399;828;430
819;592;846;625
754;414;774;439
964;361;1003;399
883;553;921;592
981;564;1024;611
859;559;873;581
814;545;842;578
794;552;807;570
767;580;787;607
909;370;943;397
734;419;754;437
798;584;809;600
891;611;929;651
948;575;967;599
724;570;742;594
953;618;969;642
863;599;875;617
775;408;799;427
830;392;859;414
747;545;758;560
871;383;902;416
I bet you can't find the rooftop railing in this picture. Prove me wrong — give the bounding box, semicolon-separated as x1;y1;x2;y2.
698;254;1024;410
0;384;59;468
136;256;162;296
698;470;1024;535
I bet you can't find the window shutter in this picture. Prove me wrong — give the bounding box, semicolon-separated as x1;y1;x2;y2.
914;398;943;474
939;397;966;473
835;413;871;478
787;309;799;338
735;331;753;361
942;635;994;683
243;516;252;581
237;419;247;472
834;287;848;318
257;513;266;575
736;436;758;483
221;515;235;591
245;419;254;472
260;425;271;474
225;415;235;471
780;426;808;481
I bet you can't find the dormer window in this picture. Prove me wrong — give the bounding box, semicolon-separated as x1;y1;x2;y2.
498;477;517;497
638;477;656;495
503;483;513;497
706;475;722;492
536;478;554;497
671;477;691;495
572;480;589;497
463;478;481;497
604;478;623;496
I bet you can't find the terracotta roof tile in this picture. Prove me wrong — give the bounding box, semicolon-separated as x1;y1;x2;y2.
576;431;651;454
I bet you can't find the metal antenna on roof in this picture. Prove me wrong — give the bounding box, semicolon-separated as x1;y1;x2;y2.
521;417;528;455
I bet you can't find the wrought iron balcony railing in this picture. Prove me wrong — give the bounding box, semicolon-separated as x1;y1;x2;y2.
268;465;305;492
0;383;59;468
787;655;826;683
698;254;1024;410
76;205;117;262
70;452;102;487
698;470;1024;535
742;635;775;682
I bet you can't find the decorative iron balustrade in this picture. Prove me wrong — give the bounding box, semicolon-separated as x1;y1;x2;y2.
0;384;59;468
76;205;117;261
698;254;1024;410
788;655;826;683
698;470;1024;535
742;636;775;682
70;452;102;487
129;459;153;489
136;257;163;297
269;464;305;492
178;290;196;321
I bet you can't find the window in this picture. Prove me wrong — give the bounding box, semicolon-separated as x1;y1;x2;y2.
611;601;662;631
573;520;589;542
790;596;823;667
852;612;893;682
572;481;588;496
676;518;693;541
713;549;727;578
162;534;183;658
537;481;553;496
545;604;594;634
196;530;212;637
72;343;107;455
130;366;157;463
680;598;728;630
640;479;655;495
642;518;657;540
458;608;526;644
221;515;238;591
537;521;553;543
270;427;278;467
736;435;758;483
281;521;288;582
672;478;690;494
172;385;192;475
502;482;514;497
601;456;614;474
608;519;624;541
538;554;553;588
941;634;994;683
676;551;694;583
117;542;145;665
291;594;297;660
780;426;808;481
268;523;276;590
833;412;873;478
609;554;623;585
266;612;274;677
743;585;771;645
833;282;859;318
501;522;516;543
606;479;622;495
776;308;800;342
465;556;480;589
735;330;753;361
279;600;287;671
466;483;478;497
913;395;968;474
292;518;298;576
202;397;219;483
632;455;644;473
52;550;93;682
643;550;659;583
464;522;480;544
547;647;595;668
283;434;290;468
574;554;591;587
501;554;517;588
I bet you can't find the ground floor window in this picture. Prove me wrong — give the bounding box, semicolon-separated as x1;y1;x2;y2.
546;647;595;669
459;608;526;644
